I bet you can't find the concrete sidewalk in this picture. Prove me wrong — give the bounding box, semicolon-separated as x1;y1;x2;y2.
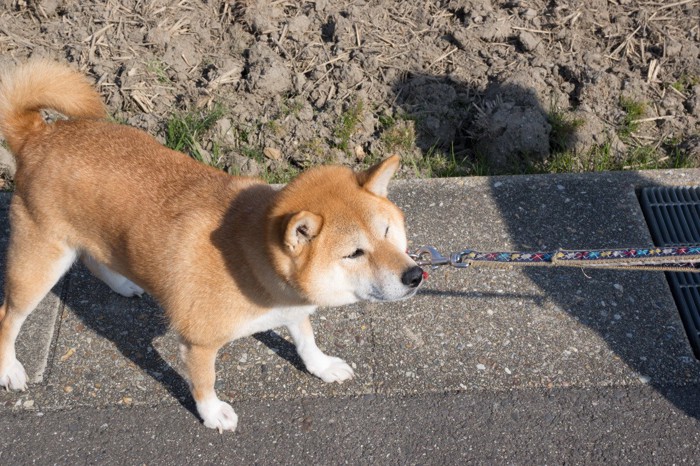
1;170;700;463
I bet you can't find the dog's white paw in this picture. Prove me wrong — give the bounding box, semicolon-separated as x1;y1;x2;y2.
309;356;354;383
197;398;238;433
112;278;144;298
0;358;28;391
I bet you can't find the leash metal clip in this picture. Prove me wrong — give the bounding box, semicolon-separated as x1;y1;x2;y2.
410;246;471;269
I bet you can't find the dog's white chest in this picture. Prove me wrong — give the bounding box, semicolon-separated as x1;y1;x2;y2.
234;305;317;339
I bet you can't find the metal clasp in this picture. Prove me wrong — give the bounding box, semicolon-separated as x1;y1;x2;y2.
410;246;449;268
409;246;471;269
449;251;471;268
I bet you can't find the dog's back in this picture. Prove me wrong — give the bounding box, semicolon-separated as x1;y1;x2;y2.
0;61;254;303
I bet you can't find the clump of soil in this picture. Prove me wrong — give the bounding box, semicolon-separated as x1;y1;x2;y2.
0;0;698;180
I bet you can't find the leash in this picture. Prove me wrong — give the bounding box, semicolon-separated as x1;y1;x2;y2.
409;245;700;273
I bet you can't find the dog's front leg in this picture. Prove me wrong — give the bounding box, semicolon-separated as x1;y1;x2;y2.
286;315;354;383
179;341;237;433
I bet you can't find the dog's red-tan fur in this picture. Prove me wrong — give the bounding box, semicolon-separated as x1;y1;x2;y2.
0;61;421;432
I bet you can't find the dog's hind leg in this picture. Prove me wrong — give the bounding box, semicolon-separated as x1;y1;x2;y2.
81;254;144;298
287;315;354;383
0;217;76;390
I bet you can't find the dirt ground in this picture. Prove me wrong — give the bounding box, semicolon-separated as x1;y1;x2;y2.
0;0;699;184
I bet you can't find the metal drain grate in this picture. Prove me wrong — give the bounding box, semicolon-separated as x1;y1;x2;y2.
640;186;700;359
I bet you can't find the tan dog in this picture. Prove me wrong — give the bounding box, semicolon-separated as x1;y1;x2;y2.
0;61;423;432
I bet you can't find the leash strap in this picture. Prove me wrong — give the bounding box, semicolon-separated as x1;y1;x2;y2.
412;245;700;273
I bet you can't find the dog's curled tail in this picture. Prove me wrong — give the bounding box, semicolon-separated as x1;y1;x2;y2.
0;60;106;153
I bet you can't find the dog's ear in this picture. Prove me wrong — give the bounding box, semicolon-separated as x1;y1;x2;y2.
284;211;323;255
357;155;400;198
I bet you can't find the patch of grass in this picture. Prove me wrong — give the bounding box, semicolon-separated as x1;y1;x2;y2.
240;145;265;163
378;114;393;129
298;138;326;162
467;152;490;176
526;143;613;174
380;119;416;153
662;137;695;169
334;99;364;152
670;74;700;93
540;150;579;173
618;97;646;138
146;60;171;84
266;119;284;136
533;135;695;174
108;114;129;125
281;95;305;116
263;166;300;184
165;105;225;165
405;144;465;178
547;108;584;153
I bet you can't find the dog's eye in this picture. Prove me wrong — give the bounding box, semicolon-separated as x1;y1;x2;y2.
384;226;390;238
345;249;365;259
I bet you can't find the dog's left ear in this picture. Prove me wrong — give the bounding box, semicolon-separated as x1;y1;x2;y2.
284;211;323;256
357;155;400;198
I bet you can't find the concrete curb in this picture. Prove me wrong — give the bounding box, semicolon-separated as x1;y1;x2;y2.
1;169;699;412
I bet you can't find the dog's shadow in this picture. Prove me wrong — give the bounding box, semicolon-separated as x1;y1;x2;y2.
64;265;306;418
64;266;196;414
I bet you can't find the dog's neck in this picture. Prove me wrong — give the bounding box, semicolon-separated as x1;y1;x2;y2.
214;181;311;309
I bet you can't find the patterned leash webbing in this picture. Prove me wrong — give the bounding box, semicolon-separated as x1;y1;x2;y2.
410;245;700;273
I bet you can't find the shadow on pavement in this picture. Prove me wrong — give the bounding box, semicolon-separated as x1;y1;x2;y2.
391;71;700;419
62;266;198;418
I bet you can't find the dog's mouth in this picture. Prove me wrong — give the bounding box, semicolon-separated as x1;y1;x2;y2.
364;285;421;303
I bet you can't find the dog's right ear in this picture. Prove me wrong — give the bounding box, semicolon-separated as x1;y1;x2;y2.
283;211;323;255
356;154;400;198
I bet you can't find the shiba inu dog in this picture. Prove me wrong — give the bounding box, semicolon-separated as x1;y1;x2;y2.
0;61;423;432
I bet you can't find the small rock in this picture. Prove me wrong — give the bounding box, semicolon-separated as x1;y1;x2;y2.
23;400;34;408
666;40;682;57
40;0;60;16
518;31;541;52
354;144;366;161
60;347;76;362
478;19;511;42
230;153;261;177
263;147;283;161
476;364;486;370
64;385;73;393
246;43;292;96
522;8;537;20
287;15;311;38
216;118;236;144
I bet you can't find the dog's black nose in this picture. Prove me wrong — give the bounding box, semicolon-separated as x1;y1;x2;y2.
401;266;424;288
